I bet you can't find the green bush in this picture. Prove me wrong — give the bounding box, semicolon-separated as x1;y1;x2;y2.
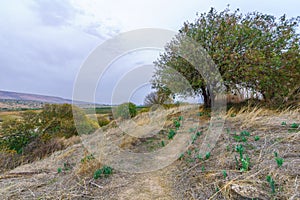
113;102;137;120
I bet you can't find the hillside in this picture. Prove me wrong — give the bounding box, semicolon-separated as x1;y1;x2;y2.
0;90;103;110
0;106;299;199
0;90;73;104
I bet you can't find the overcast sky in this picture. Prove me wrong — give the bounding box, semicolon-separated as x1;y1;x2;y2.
0;0;299;104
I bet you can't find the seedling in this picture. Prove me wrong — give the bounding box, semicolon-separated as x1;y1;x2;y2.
94;166;113;179
226;145;230;151
254;136;260;141
178;116;183;121
197;154;203;160
235;144;250;171
241;156;250;172
222;170;227;178
266;175;276;193
274;152;284;167
179;153;184;160
81;154;95;163
205;152;211;159
281;121;287;126
191;134;197;144
201;165;205;172
275;157;284;167
161;140;165;147
168;129;176;139
57;168;62;174
173;120;181;129
291;123;299;129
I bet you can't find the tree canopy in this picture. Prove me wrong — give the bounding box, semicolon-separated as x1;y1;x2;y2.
152;7;300;107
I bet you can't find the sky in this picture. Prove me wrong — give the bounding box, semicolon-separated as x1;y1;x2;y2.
0;0;299;105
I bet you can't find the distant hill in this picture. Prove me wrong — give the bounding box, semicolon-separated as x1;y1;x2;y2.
0;90;73;104
0;90;105;110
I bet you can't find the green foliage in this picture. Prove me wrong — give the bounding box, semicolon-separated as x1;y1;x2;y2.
254;136;260;141
281;121;287;126
94;166;113;179
173;120;181;129
205;152;211;159
222;170;227;179
290;123;299;129
0;104;96;155
267;175;276;193
81;154;95;163
152;7;300;107
168;129;176;139
235;144;250;172
274;152;284;167
113;102;137;120
233;130;250;143
0;117;38;153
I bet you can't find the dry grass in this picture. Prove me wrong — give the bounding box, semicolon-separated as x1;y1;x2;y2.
173;106;300;199
0;105;299;199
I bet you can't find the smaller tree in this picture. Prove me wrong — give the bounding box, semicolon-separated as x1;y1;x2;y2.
113;102;137;120
144;90;173;106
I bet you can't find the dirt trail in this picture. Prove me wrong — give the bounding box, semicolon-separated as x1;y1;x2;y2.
0;142;178;200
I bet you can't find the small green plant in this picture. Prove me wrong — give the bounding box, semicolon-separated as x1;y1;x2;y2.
205;152;211;159
197;154;203;160
254;136;260;141
187;149;192;156
57;167;62;174
240;156;250;172
168;129;176;139
161;140;165;147
235;144;250;172
81;154;95;163
274;152;284;167
222;170;227;178
281;121;287;126
191;134;197;144
178;116;183;121
94;166;113;179
266;175;276;193
275;157;284;167
230;113;236;117
233;131;250;143
226;145;230;151
290;123;299;129
179;153;184;160
196;131;202;136
201;165;205;172
173;120;181;129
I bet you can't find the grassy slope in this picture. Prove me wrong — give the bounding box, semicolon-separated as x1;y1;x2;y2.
0;106;299;199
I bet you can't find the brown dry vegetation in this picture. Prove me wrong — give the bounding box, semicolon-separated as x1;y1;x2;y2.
0;105;299;199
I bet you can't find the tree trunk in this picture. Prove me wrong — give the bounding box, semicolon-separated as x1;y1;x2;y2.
201;86;211;108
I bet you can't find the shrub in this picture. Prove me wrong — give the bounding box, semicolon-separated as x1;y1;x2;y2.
93;166;113;179
97;116;110;127
113;102;137;120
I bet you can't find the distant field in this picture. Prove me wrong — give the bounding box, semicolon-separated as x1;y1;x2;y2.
84;106;148;115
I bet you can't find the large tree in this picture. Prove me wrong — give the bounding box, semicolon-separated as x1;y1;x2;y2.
152;7;300;107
